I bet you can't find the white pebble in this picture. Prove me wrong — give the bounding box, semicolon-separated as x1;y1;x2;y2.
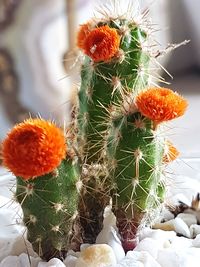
139;228;176;246
0;254;40;267
160;207;175;221
192;233;200;247
11;236;38;258
38;258;66;267
157;248;200;267
134;238;159;259
63;255;77;267
190;224;200;238
0;256;21;267
157;249;179;267
169;236;192;250
75;244;116;267
116;251;161;267
19;253;40;267
96;226;125;262
174;218;191;238
177;213;197;227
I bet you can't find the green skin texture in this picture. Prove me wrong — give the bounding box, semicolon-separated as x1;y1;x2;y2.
77;20;151;245
108;112;164;251
16;158;78;261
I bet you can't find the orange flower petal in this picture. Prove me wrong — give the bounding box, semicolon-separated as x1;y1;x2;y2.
77;22;92;50
2;118;66;180
136;88;188;123
0;141;2;165
83;25;120;62
163;141;179;163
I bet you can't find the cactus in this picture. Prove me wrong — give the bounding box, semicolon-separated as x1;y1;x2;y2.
76;10;188;251
76;16;151;245
107;87;187;251
1;1;188;261
2;119;79;261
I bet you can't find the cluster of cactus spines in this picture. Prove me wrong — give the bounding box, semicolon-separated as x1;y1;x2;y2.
2;119;79;261
1;2;188;261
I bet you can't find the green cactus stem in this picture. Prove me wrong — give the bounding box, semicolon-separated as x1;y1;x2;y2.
2;118;80;260
77;18;151;245
16;157;79;261
108;111;164;251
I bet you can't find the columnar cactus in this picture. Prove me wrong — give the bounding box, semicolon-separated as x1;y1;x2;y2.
76;16;151;245
2;119;79;260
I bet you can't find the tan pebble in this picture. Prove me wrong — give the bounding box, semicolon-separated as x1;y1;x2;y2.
75;244;116;267
153;221;175;231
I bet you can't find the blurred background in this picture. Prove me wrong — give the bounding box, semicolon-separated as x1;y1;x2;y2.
0;0;199;159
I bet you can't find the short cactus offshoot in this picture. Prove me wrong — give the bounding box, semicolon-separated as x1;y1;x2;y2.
2;119;79;261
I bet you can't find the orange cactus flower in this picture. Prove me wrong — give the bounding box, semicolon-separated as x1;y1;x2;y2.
77;22;92;50
135;88;188;124
163;141;180;163
2;118;66;180
82;25;120;62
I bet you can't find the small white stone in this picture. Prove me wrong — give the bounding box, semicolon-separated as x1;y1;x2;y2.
160;207;175;221
192;233;200;247
116;251;161;267
0;254;40;267
157;248;200;267
11;236;38;258
169;236;192;250
0;256;21;267
190;224;200;238
139;227;176;246
177;213;197;227
38;258;66;267
134;238;159;259
19;253;40;267
96;209;124;263
157;249;179;267
96;226;125;262
173;218;191;238
63;255;77;267
75;244;117;267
